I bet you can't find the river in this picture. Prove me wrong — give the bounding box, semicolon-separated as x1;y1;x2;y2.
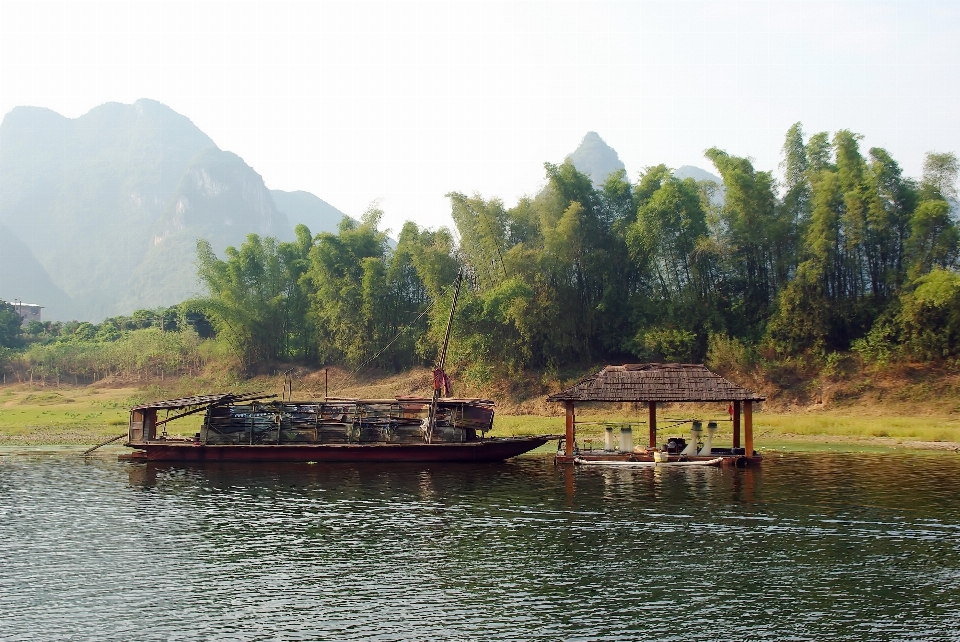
1;452;959;640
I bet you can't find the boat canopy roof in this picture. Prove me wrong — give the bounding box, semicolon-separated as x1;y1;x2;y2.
325;396;494;405
132;394;492;412
546;363;765;403
131;393;274;412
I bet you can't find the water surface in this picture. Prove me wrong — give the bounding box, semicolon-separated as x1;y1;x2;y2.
2;452;959;640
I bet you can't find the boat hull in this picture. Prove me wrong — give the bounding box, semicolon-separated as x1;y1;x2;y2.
127;436;553;463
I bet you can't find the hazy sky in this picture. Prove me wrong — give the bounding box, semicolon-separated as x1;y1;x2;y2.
1;0;958;234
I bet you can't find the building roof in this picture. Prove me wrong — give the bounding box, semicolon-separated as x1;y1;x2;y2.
546;363;765;403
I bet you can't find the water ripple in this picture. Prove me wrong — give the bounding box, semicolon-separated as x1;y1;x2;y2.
2;453;960;640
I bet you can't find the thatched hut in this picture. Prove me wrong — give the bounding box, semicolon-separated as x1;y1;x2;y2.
547;363;765;463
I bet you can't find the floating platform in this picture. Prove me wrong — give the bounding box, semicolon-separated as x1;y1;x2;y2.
547;363;766;467
557;450;760;467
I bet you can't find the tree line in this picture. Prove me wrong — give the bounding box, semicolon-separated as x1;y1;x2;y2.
3;123;959;383
0;303;214;383
190;123;960;377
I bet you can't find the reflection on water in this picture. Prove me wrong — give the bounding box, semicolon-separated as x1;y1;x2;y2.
2;453;960;640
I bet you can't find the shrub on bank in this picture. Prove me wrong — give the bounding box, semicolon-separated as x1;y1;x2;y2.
2;328;209;383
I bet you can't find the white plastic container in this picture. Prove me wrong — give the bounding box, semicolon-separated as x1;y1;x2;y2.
699;421;718;456
680;421;702;456
604;426;615;451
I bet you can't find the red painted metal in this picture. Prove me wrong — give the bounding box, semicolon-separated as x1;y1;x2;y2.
128;436;554;462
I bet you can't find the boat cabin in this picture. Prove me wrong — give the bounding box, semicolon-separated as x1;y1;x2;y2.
127;393;496;447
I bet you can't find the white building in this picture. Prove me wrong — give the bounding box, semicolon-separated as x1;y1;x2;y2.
14;302;42;326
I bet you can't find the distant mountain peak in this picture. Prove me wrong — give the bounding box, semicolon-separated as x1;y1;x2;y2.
566;132;626;186
674;165;721;184
673;165;725;206
0;99;345;321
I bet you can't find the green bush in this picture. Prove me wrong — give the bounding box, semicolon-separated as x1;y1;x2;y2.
635;327;697;362
898;269;960;360
851;322;899;367
706;333;756;374
10;327;207;381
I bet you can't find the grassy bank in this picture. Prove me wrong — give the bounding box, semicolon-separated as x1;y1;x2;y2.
493;412;960;449
3;372;960;452
0;384;201;445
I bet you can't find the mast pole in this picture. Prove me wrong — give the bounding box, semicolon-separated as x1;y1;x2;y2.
427;269;463;443
438;269;463;372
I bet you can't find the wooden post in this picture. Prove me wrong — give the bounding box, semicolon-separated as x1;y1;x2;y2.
648;401;657;448
732;400;741;449
744;400;753;456
565;401;575;457
143;409;157;442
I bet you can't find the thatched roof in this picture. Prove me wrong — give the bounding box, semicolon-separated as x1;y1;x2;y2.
546;363;765;403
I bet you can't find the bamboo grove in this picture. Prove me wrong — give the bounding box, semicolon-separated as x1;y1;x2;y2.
185;124;960;376
4;123;958;383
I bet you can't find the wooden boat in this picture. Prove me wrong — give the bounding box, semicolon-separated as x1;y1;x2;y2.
122;270;554;463
124;393;553;462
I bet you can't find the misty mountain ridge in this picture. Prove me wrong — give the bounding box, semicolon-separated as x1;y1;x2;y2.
0;99;349;321
565;132;724;202
0;99;722;322
566;132;626;186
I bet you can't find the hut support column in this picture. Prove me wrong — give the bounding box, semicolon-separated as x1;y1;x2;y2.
732;400;741;449
565;401;575;457
744;400;753;456
648;402;657;448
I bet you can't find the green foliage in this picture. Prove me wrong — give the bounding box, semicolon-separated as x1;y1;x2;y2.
24;320;44;336
821;351;845;377
706;333;756;374
8;327;205;382
921;152;959;201
10;123;960;380
633;327;697;362
0;300;22;348
73;323;96;342
907;200;959;279
706;147;788;327
193;228;315;370
852;322;898;368
898;269;960;360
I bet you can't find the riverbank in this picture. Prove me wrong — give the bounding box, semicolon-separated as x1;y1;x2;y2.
2;374;959;452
